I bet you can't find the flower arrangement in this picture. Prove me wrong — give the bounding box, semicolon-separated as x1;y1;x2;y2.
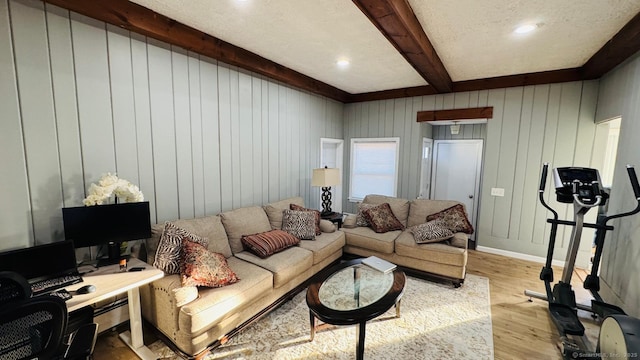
83;173;144;206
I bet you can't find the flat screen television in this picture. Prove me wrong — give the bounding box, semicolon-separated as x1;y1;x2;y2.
62;201;151;266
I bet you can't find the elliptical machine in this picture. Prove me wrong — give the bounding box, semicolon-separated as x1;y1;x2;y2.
525;164;640;359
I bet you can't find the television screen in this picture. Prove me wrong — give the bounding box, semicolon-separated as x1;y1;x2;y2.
62;202;151;248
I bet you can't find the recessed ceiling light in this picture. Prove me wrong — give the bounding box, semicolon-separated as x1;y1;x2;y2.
514;24;538;34
336;59;350;68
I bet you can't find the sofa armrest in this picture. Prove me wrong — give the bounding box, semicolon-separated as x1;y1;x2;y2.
140;275;186;333
342;214;357;228
449;233;468;249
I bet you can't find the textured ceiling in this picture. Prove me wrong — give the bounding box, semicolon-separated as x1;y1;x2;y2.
128;0;640;94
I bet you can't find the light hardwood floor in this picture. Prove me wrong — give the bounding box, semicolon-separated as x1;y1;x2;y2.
93;250;598;359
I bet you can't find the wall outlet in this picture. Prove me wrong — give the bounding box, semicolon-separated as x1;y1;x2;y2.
491;187;505;197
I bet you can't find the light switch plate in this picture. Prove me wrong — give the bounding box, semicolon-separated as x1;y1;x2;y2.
491;188;505;197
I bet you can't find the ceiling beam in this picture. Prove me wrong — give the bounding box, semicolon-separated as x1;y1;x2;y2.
42;0;351;103
352;0;452;93
417;107;493;123
582;12;640;79
347;68;583;103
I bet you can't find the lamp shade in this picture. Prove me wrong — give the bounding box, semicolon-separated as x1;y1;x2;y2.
311;168;340;187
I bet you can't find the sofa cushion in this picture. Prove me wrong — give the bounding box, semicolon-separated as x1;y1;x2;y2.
426;204;474;234
410;220;454;244
154;222;209;274
170;216;233;258
290;204;321;235
180;239;239;288
407;199;463;228
299;231;345;265
235;247;313;288
263;197;305;230
282;210;316;240
395;231;467;267
356;203;377;227
179;257;273;335
363;203;405;233
220;206;272;254
341;226;399;254
319;219;336;233
240;229;300;258
172;286;198;307
363;194;410;226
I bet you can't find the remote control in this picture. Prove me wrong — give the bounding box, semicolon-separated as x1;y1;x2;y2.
49;289;72;301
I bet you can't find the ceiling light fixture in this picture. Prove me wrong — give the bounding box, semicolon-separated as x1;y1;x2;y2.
336;59;350;68
514;23;538;34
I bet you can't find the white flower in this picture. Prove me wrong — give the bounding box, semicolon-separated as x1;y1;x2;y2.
83;173;144;206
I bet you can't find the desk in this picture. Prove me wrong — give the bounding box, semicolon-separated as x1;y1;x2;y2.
66;258;163;360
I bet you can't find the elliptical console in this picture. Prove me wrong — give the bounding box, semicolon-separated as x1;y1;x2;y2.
525;164;640;359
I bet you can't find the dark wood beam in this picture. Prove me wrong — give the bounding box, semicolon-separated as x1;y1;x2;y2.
352;0;452;93
43;0;350;102
417;107;493;123
582;12;640;79
347;85;437;103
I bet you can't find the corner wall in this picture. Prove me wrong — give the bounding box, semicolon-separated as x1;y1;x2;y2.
593;51;640;318
0;0;343;250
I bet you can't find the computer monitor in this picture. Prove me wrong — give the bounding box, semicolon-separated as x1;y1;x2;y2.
62;202;151;265
0;240;78;284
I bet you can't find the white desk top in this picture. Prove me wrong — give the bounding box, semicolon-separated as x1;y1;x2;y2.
66;257;164;312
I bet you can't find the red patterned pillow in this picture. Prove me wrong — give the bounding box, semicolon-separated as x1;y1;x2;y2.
289;204;321;235
241;229;300;258
363;203;405;233
426;204;474;234
180;239;239;288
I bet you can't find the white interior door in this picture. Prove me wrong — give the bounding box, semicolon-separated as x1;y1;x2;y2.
431;140;483;240
419;138;433;199
320;138;344;212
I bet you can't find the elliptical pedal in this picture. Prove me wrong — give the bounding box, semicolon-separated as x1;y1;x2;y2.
549;303;585;336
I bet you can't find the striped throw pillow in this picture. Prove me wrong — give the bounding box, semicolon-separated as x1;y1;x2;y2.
241;229;300;258
410;220;454;244
154;222;209;274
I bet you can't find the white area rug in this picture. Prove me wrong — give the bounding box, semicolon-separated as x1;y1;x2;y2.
150;274;493;359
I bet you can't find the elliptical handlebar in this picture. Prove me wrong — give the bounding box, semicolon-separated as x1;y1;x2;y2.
627;165;640;200
539;163;559;219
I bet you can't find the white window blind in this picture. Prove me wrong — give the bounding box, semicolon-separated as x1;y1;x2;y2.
349;138;400;201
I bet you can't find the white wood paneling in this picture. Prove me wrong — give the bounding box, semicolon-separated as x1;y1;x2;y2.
1;2;343;252
11;0;62;244
0;0;33;249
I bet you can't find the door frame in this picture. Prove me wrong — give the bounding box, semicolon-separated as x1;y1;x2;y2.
419;138;433;199
320;138;344;212
431;139;483;240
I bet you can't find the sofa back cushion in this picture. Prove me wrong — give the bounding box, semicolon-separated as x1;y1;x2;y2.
407;199;464;227
263;197;305;230
362;194;410;226
220;206;272;254
146;215;232;265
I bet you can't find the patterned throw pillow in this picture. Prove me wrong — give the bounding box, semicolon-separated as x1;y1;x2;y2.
154;222;209;274
356;203;378;227
180;239;239;288
426;204;474;234
282;210;316;240
241;229;301;258
410;220;454;244
363;203;405;233
289;204;321;235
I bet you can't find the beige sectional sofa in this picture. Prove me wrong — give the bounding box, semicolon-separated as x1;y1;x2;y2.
140;197;345;357
138;194;469;357
341;194;470;286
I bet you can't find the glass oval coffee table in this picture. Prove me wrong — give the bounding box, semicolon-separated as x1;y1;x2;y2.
306;258;406;360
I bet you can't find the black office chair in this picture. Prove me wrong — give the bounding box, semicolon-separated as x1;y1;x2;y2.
0;271;98;360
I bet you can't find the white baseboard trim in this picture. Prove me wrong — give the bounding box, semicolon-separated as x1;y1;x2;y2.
476;246;565;267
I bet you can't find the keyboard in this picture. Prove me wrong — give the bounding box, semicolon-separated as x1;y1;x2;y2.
31;274;82;295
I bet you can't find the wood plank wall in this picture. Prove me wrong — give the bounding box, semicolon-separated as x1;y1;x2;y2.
0;0;342;249
594;51;640;318
343;81;605;267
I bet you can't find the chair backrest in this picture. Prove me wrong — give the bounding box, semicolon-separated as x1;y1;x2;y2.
0;271;32;304
0;272;68;360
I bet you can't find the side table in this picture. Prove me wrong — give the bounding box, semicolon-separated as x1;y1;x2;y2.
321;212;344;229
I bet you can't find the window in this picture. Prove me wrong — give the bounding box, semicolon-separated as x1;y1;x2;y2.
349;138;400;202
